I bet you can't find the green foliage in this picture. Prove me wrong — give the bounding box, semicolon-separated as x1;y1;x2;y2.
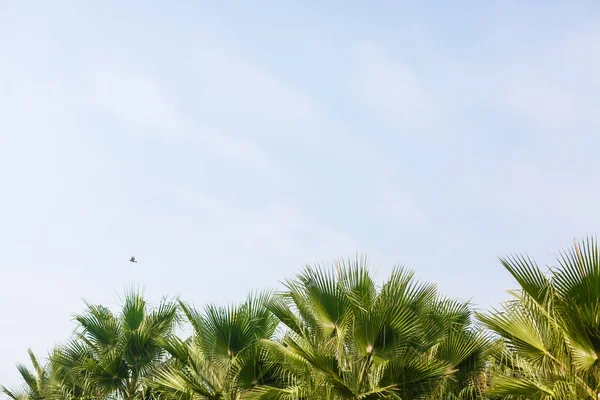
149;293;279;400
50;288;179;400
479;238;600;400
13;239;600;400
1;350;50;400
250;257;491;399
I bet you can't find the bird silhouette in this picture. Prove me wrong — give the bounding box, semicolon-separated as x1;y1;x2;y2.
129;256;138;263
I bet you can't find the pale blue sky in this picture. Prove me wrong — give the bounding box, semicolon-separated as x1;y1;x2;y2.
2;0;600;388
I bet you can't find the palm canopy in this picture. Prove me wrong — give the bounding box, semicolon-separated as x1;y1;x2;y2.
50;289;179;400
149;293;279;400
252;257;490;400
478;237;600;400
4;259;492;400
1;349;50;400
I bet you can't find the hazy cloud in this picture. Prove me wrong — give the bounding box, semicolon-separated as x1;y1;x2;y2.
375;190;428;227
352;40;434;130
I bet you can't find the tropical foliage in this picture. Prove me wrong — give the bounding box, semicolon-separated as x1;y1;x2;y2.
2;350;50;400
50;290;179;400
254;259;490;399
479;238;600;399
150;294;279;399
5;239;600;400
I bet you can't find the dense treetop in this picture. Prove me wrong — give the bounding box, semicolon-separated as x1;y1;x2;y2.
5;239;600;400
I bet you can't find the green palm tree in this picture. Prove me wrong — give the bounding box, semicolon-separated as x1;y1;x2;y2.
2;349;50;400
50;289;179;400
149;293;279;400
478;238;600;399
426;300;493;400
250;257;490;400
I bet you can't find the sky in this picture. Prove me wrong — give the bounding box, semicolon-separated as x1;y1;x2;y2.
1;0;600;388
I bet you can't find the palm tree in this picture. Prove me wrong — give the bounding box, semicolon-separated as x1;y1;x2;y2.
149;293;279;400
478;238;600;399
2;349;50;400
426;300;493;400
250;257;490;399
50;289;179;400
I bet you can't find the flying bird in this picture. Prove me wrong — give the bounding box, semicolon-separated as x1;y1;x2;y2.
130;256;138;263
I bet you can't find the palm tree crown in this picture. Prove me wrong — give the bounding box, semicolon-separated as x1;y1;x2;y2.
50;289;179;400
479;238;600;399
150;293;279;400
2;350;50;400
253;257;490;399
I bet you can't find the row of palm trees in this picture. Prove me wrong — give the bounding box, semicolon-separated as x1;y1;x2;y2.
4;239;600;399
